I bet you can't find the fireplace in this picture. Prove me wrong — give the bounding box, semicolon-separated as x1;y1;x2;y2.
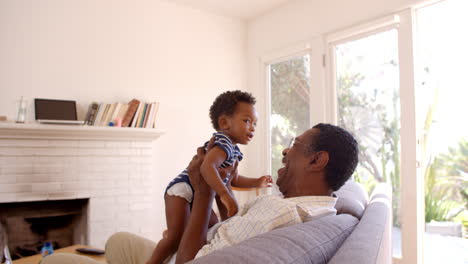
0;199;88;260
0;126;163;250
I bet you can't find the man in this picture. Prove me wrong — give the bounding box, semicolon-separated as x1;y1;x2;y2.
41;123;358;264
176;123;358;263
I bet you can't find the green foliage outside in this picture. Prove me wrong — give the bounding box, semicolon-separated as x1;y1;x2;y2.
424;140;468;235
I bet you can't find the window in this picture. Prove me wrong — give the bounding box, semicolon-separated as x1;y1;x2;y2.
269;55;311;178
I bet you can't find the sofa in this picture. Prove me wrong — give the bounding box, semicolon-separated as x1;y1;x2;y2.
189;181;392;264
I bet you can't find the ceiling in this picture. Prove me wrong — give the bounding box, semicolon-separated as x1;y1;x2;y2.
165;0;296;20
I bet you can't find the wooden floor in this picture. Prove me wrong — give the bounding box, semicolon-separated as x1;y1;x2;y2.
10;244;106;264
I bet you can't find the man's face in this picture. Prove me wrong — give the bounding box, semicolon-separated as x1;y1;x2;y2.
276;128;318;198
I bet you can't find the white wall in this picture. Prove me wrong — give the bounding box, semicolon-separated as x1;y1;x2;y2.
0;0;246;241
244;0;427;178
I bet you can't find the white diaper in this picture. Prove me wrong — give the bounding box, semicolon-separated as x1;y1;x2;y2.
166;182;194;203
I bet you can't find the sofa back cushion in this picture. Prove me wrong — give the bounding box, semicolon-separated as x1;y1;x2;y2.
189;214;358;264
333;180;369;220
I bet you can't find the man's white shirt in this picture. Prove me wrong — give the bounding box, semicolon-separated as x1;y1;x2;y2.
196;194;337;258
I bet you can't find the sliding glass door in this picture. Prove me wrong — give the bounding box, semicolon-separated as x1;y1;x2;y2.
327;12;421;263
416;1;468;263
332;29;403;258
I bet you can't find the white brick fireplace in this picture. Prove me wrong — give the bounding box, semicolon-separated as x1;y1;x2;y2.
0;123;164;248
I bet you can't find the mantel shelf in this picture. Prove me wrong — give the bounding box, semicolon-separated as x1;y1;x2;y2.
0;122;165;141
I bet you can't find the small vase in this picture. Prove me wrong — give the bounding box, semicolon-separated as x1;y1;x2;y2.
16;96;27;123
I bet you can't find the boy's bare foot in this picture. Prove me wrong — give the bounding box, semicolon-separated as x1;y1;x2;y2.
220;193;238;217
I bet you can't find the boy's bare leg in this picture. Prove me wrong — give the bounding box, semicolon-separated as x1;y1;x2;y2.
146;195;190;264
219;192;238;217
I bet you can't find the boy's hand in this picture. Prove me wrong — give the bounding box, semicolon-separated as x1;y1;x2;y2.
220;193;238;217
257;175;273;188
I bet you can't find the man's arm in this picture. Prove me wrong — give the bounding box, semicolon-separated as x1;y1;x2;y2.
176;190;214;263
176;147;215;264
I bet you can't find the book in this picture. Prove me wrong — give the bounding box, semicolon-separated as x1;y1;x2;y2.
131;102;143;127
84;102;99;125
103;103;117;126
97;104;110;126
145;103;155;128
88;103;100;125
109;103;122;125
92;103;104;126
116;104;128;124
142;103;152;128
137;103;148;128
84;104;93;124
150;102;160;128
122;99;140;127
145;102;159;128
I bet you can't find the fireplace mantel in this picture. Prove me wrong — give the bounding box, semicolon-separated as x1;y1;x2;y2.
0;122;164;141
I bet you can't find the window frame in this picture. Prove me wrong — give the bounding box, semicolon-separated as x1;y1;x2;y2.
262;9;427;264
324;10;423;264
261;38;324;176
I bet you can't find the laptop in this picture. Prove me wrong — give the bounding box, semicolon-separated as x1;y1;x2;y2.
35;98;85;125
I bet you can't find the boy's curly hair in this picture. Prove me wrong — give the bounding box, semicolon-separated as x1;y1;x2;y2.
209;90;256;130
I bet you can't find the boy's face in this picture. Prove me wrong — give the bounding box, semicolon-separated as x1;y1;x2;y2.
223;102;258;145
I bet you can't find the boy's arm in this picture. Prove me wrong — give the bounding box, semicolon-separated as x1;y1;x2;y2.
215;161;239;221
201;146;239;217
200;146;230;197
232;174;273;188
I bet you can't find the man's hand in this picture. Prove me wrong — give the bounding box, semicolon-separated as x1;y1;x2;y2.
187;146;212;195
219;160;238;183
186;136;215;193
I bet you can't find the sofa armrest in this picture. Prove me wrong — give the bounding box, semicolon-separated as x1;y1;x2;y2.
328;183;392;264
